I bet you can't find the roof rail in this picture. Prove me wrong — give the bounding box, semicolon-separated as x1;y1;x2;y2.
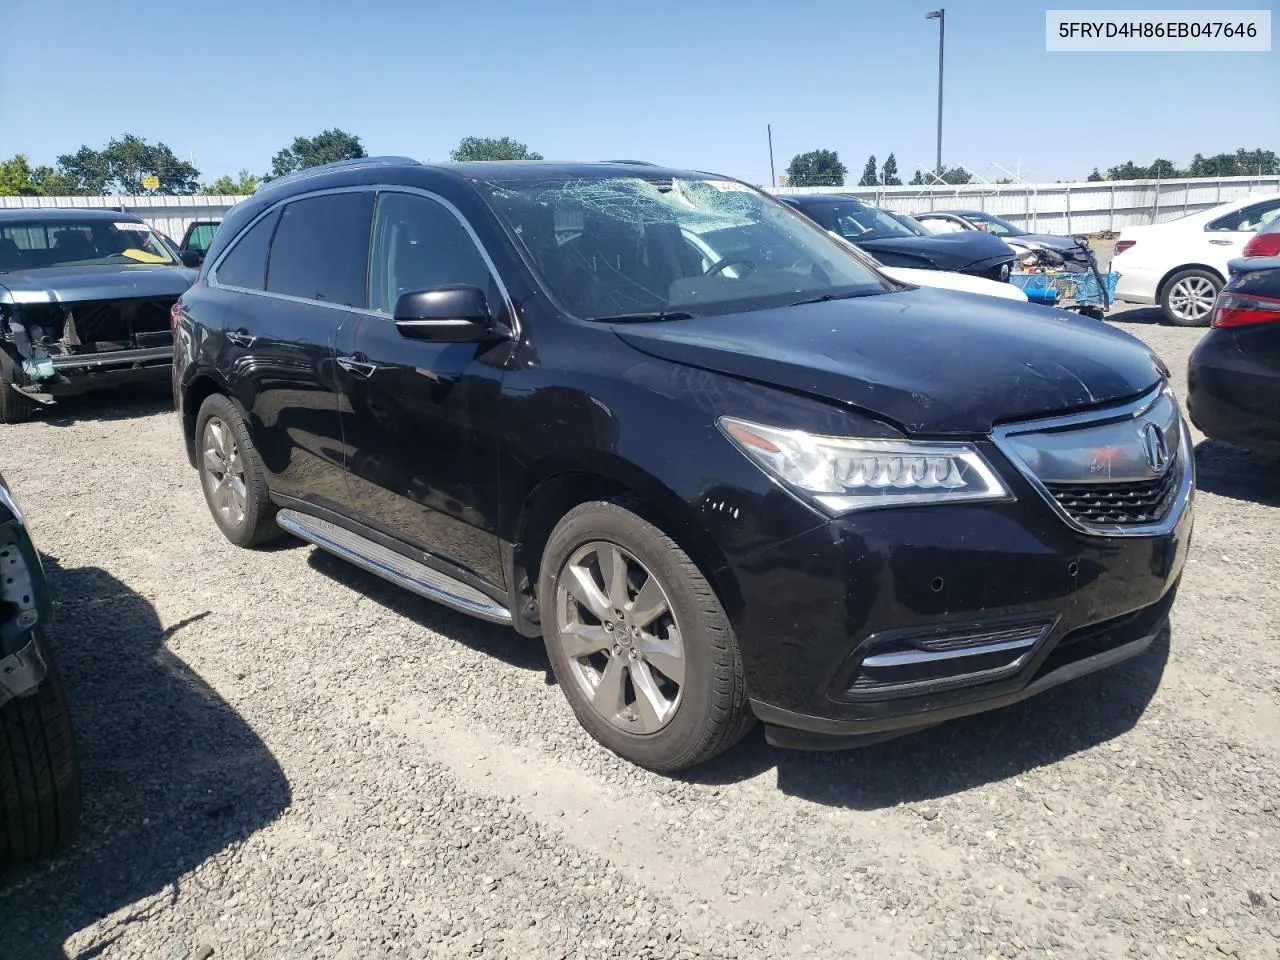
605;159;658;166
259;156;421;191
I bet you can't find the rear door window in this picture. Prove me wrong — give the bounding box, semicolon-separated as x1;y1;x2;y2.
215;209;280;290
266;193;374;307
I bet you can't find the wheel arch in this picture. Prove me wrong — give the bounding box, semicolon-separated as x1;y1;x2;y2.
1156;263;1225;301
508;458;743;630
180;371;231;467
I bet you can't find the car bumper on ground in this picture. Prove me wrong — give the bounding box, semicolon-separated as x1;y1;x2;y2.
730;464;1193;748
1188;330;1280;456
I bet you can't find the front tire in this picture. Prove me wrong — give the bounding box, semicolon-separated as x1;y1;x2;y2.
0;370;39;425
1160;269;1221;327
539;501;753;772
0;636;81;867
194;393;280;548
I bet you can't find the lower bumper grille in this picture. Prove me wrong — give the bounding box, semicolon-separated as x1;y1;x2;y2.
1044;470;1178;527
839;616;1055;701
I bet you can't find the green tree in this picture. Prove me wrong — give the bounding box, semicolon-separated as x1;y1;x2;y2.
1235;147;1278;175
203;169;261;195
880;153;901;186
0;155;43;196
32;165;82;196
449;136;543;162
939;166;972;185
785;149;847;187
1086;167;1104;181
1148;158;1183;179
270;129;366;178
909;169;930;186
55;134;200;194
857;154;878;187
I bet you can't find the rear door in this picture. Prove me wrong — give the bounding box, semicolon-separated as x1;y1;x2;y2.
333;189;510;586
216;191;372;511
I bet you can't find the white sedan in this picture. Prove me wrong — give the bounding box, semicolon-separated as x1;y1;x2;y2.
1112;193;1280;325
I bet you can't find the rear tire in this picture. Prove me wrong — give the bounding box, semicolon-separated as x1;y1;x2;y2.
194;393;281;548
539;501;754;772
0;370;39;425
0;636;81;867
1160;269;1221;327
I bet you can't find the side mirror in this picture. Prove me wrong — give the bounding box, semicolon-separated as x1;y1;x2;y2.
393;284;501;343
179;250;204;268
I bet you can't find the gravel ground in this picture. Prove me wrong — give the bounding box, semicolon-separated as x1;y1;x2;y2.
1;310;1278;960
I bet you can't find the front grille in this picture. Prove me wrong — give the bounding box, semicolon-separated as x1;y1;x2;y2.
1044;469;1178;527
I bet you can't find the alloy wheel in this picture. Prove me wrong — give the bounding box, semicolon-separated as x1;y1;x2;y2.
553;540;686;735
201;416;247;528
1168;276;1217;323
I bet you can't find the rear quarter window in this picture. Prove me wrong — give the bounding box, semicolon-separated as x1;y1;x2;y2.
214;209;280;290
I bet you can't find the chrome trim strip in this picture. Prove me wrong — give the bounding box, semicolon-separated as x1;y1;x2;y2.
861;635;1038;668
991;384;1194;538
276;510;512;624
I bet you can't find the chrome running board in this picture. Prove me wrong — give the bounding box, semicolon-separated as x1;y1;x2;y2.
276;509;512;625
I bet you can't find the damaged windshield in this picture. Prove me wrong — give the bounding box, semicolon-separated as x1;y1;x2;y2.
481;175;888;320
0;218;177;272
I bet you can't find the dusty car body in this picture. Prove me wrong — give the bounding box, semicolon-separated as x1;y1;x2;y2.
0;209;196;422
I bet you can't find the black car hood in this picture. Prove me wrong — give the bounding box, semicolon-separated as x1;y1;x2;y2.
855;231;1014;271
0;264;197;304
614;288;1161;434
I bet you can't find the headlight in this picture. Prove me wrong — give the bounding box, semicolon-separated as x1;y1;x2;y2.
718;418;1010;514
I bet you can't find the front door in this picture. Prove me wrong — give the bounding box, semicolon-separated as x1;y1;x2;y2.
335;190;509;586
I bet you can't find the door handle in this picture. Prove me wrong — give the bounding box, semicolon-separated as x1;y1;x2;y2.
336;354;379;379
226;329;256;347
1208;239;1235;246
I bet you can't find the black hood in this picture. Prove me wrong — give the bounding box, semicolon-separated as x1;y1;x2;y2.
854;231;1015;272
613;287;1161;435
0;264;197;304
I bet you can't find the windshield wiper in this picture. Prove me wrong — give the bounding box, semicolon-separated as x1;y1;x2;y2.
787;290;878;307
589;310;694;323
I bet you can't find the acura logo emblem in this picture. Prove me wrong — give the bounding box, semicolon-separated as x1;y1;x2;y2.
1141;423;1169;474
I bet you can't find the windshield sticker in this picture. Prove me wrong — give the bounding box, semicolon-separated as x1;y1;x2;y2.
703;180;753;193
120;248;169;263
113;221;151;231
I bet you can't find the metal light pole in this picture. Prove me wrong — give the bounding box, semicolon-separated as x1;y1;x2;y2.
767;124;776;188
926;9;945;176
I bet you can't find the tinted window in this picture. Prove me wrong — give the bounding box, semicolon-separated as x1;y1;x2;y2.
215;209;279;290
369;192;495;314
267;193;373;307
185;223;219;253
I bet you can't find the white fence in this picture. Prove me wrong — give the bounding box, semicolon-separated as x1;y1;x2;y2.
0;194;248;243
4;173;1279;238
772;174;1280;235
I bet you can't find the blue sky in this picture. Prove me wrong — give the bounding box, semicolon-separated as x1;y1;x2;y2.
3;0;1275;186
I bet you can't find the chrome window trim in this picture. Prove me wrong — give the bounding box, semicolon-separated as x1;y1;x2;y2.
208;185;519;339
991;384;1194;538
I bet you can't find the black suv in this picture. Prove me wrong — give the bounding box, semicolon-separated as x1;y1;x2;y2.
174;158;1193;771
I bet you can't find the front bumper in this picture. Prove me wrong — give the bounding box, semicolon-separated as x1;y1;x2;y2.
1187;330;1280;456
11;344;173;399
730;451;1192;747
